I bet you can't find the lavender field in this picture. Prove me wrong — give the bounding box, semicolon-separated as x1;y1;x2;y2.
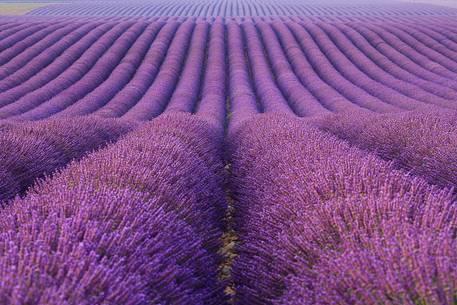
0;0;457;304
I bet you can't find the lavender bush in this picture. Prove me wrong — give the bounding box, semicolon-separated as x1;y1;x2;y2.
228;113;456;304
0;117;135;203
0;11;456;305
0;113;226;304
313;109;457;190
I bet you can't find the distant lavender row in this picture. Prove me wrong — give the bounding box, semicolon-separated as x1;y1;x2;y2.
27;0;457;17
228;114;457;304
1;17;457;121
313;109;457;191
0;116;136;204
194;18;227;127
4;14;457;23
0;113;226;304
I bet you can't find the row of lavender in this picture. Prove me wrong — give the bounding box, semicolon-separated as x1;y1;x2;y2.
228;109;457;304
0;117;136;203
1;32;456;301
4;15;457;23
0;18;226;202
1;109;456;304
0;14;229;302
0;113;228;304
2;17;457;121
1;27;455;301
26;0;457;17
232;8;457;301
0;12;457;305
224;14;457;298
0;14;231;298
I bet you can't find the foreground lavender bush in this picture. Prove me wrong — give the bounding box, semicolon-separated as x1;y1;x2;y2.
0;188;211;304
228;114;456;304
0;120;17;132
0;113;226;304
0;169;20;201
0;117;136;203
313;109;457;190
281;200;457;304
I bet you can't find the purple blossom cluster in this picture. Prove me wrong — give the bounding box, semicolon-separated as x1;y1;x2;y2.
313;109;457;191
0;116;136;203
228;114;457;304
0;113;226;304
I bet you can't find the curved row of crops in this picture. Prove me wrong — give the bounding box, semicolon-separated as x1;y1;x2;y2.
1;17;457;122
0;117;136;204
2;110;456;304
27;0;457;17
1;3;457;304
0;113;227;304
227;113;457;304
